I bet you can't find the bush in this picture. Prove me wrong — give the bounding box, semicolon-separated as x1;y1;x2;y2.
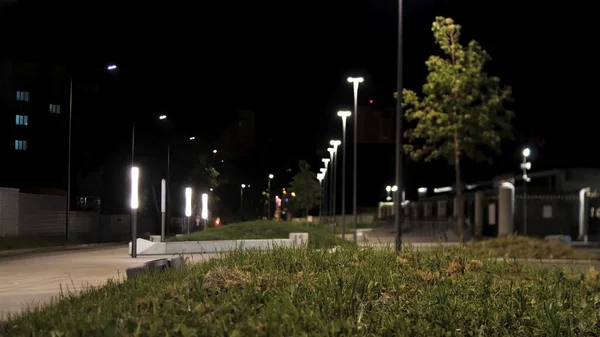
3;246;600;336
167;220;351;249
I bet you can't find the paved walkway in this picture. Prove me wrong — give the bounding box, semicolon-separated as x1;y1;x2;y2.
0;245;216;320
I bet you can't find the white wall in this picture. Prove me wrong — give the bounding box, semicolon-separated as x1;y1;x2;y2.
0;187;19;236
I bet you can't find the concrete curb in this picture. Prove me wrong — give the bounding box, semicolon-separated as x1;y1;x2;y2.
491;257;600;265
126;256;186;280
0;242;126;259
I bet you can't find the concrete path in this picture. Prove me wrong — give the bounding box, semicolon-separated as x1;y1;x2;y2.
0;245;216;320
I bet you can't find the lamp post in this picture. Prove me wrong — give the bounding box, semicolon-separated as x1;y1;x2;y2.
268;174;274;220
321;159;330;222
160;179;166;241
391;185;398;208
320;167;328;223
327;148;335;225
130;166;139;258
521;148;532;236
317;173;324;222
394;0;405;252
329;140;341;229
337;110;351;236
185;187;192;234
386;185;392;201
240;184;246;221
347;76;363;243
66;64;117;242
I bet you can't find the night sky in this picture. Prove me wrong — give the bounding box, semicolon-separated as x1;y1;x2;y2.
0;0;593;206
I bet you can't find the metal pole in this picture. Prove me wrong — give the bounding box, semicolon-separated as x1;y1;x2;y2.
333;150;338;228
161;178;166;242
187;216;190;234
322;173;328;223
166;144;170;236
523;155;528;236
131;210;137;258
341;118;347;238
352;82;359;243
240;188;244;221
66;77;73;242
394;0;404;251
268;178;271;220
329;159;334;227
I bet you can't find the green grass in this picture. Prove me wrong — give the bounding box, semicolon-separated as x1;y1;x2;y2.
0;236;81;251
3;246;599;336
467;236;599;260
168;220;351;249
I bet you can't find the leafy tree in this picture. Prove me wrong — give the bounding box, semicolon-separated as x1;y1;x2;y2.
401;17;514;241
288;160;323;218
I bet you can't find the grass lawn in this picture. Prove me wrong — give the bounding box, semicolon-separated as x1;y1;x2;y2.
3;246;599;336
0;236;80;251
468;236;599;260
167;220;351;249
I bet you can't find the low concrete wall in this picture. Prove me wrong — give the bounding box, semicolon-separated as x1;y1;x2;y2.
129;232;309;255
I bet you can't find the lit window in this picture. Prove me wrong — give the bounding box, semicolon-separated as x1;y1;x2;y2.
16;91;29;102
49;104;61;114
15;115;28;125
15;140;28;151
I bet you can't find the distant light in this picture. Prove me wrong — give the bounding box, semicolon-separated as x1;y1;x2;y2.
189;137;195;140
386;186;392;192
184;187;192;217
213;149;217;154
320;168;327;174
209;188;214;192
241;184;246;188
347;77;364;83
466;184;478;190
159;115;167;120
291;192;296;197
247;184;250;188
329;140;341;147
391;185;398;192
434;186;452;193
269;174;274;179
107;64;117;70
130;167;139;210
221;160;224;163
369;99;373;103
418;187;427;193
523;148;531;158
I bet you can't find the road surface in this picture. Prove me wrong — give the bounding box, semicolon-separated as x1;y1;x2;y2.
0;245;216;320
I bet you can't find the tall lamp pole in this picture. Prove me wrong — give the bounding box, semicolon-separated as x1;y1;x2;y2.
347;76;363;243
329;140;341;227
67;64;117;242
327;148;335;226
321;160;330;222
337;111;351;236
240;184;247;221
394;0;404;251
130;166;139;258
521;148;531;235
317;173;324;222
268;174;274;220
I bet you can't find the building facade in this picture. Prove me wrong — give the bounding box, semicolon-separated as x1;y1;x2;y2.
0;60;69;189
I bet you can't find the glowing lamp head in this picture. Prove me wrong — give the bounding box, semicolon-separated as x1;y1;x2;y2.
201;193;208;220
213;149;217;154
523;148;531;157
329;140;341;148
369;99;373;103
189;136;195;140
391;185;398;192
159;115;167;120
337;110;351;118
241;184;246;188
386;185;391;192
347;77;364;83
269;174;274;179
107;64;117;70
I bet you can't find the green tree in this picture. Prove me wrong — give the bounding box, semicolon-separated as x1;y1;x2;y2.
401;17;514;241
288;160;323;218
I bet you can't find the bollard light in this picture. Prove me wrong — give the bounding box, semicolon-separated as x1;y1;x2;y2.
185;187;192;217
201;193;208;220
130;167;139;209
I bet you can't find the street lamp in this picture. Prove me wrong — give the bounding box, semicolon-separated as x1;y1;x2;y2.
189;136;195;140
185;187;192;234
391;185;398;206
66;64;118;242
327;147;336;225
213;149;217;154
317;173;324;222
337;110;351;236
161;178;166;241
159;115;167;120
347;76;364;243
130;166;139;258
329;140;341;230
395;0;405;252
240;184;247;221
386;185;392;201
521;147;532;235
268;174;274;220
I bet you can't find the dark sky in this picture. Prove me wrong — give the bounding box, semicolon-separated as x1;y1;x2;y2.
0;0;594;202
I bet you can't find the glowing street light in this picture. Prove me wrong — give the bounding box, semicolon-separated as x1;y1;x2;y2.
347;76;364;243
159;115;167;120
267;174;274;220
130;166;139;258
386;185;392;201
213;149;218;154
189;136;195;140
329;140;341;228
337;110;351;234
107;64;117;70
521;147;532;235
201;193;208;230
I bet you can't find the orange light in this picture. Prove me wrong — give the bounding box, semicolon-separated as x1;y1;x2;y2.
369;99;373;103
214;217;221;226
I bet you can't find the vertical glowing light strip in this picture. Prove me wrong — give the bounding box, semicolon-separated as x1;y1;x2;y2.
201;193;208;220
160;179;166;213
185;187;192;217
130;167;139;209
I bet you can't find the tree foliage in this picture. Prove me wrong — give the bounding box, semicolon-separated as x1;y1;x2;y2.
402;16;514;240
288;160;323;217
